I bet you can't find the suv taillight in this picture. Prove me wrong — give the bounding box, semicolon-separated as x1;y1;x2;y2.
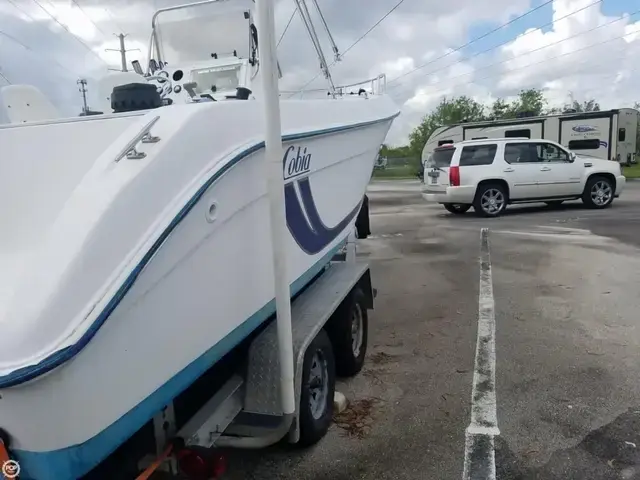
449;166;460;186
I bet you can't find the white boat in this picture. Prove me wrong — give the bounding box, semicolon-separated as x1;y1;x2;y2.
0;1;398;478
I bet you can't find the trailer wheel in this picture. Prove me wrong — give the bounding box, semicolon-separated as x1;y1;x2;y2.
443;203;471;214
0;428;10;447
298;329;335;447
327;288;369;377
355;195;370;239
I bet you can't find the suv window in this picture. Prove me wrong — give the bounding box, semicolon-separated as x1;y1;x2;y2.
504;143;539;164
504;142;568;163
534;142;569;162
426;147;455;167
459;144;497;166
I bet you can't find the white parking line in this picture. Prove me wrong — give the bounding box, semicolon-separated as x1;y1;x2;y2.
462;228;500;480
366;233;404;239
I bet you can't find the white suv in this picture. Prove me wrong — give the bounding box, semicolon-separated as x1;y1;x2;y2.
421;138;625;217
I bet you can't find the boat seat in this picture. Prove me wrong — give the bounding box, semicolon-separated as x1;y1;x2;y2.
0;85;60;124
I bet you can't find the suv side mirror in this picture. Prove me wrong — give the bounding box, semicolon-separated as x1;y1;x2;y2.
569;151;576;162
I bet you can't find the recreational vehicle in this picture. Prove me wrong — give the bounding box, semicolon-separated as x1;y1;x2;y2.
422;109;639;166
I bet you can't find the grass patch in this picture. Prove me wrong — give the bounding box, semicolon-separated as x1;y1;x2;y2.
622;163;640;179
372;165;418;179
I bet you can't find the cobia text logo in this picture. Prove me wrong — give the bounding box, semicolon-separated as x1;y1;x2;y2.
283;145;312;180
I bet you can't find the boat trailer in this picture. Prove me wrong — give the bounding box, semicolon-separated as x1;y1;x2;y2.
139;231;374;480
0;228;375;480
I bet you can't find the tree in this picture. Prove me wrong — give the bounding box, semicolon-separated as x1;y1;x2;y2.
380;144;412;158
408;96;485;159
408;118;436;162
505;88;547;117
564;93;600;112
403;89;611;158
547;93;600;113
488;98;509;120
572;99;601;112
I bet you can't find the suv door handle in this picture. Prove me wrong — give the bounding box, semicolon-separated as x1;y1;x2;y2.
540;167;551;171
504;168;514;172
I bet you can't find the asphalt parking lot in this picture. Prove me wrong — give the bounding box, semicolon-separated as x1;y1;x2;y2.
226;179;640;480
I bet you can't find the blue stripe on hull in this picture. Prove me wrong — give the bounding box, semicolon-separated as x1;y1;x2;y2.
14;241;344;480
285;178;362;255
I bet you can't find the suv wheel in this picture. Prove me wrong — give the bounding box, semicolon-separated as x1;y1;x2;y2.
443;203;471;214
474;183;507;217
582;175;614;209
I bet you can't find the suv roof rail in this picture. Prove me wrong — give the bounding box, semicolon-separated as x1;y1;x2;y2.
459;137;533;143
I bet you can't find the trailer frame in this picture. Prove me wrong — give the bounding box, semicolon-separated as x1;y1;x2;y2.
126;228;373;479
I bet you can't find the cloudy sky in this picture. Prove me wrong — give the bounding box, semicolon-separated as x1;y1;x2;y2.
0;0;639;145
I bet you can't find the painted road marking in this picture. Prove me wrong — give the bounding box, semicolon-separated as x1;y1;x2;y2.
463;228;499;480
366;233;404;239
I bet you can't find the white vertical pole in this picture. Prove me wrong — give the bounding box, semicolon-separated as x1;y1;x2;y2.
255;0;296;416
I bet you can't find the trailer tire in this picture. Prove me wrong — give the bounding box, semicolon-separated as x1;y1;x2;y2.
443;203;471;214
327;288;368;377
0;427;10;447
298;329;335;447
355;195;371;239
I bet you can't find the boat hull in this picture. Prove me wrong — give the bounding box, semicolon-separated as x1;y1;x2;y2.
0;98;398;479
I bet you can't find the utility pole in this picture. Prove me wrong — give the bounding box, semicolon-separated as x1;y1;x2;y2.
77;78;89;114
105;33;140;72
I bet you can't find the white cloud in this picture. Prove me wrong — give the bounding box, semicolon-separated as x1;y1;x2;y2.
381;0;640;145
381;57;415;76
1;0;639;145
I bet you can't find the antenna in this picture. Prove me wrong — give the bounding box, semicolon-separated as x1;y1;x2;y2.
309;0;340;62
291;0;335;95
105;34;141;72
